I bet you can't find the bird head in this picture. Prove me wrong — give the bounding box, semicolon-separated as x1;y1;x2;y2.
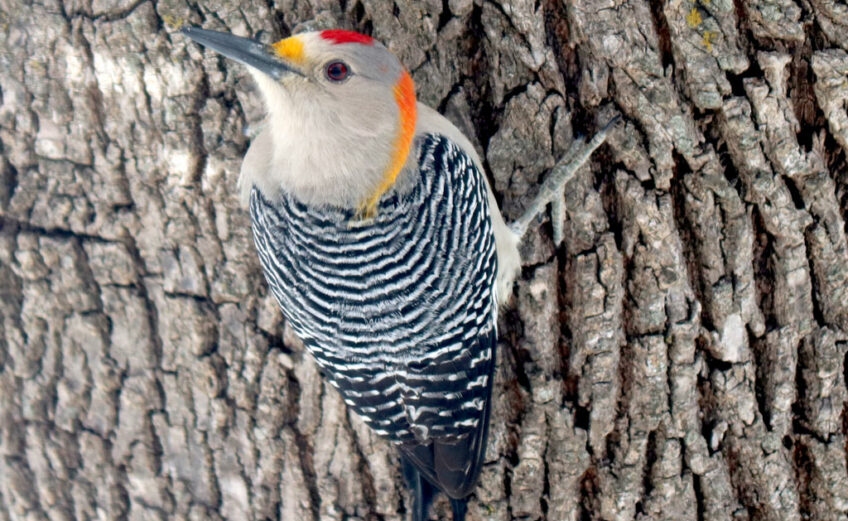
182;26;417;214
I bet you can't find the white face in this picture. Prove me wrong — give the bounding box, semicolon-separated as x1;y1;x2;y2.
243;31;415;208
260;32;404;141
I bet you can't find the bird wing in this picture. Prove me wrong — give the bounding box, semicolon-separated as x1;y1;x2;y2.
389;134;498;499
415;103;520;301
398;327;497;499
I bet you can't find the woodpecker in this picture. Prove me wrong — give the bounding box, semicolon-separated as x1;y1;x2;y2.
182;25;616;521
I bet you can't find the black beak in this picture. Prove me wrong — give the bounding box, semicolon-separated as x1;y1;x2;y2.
181;26;298;79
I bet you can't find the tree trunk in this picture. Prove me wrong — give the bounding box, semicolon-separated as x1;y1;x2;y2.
2;0;848;520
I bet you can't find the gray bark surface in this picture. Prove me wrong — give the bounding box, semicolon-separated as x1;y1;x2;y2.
1;1;848;520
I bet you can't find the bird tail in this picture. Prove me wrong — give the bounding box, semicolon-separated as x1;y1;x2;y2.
403;456;470;520
450;497;468;521
402;457;436;521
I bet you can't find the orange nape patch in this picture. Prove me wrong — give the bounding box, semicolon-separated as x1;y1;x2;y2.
359;70;417;218
271;35;305;64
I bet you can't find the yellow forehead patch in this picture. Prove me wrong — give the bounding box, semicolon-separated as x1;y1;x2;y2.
271;36;305;64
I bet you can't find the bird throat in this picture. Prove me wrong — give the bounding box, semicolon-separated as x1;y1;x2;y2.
356;70;417;219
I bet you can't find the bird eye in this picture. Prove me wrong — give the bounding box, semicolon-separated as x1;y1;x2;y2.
325;61;350;82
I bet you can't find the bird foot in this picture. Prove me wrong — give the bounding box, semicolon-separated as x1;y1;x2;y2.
508;115;620;245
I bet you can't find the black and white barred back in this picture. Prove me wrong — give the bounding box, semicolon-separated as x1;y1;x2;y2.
250;134;498;497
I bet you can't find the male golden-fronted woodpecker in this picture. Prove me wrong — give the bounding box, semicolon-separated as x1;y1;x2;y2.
182;25;615;521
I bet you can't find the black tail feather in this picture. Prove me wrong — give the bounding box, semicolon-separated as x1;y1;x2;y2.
403;457;436;521
450;497;468;521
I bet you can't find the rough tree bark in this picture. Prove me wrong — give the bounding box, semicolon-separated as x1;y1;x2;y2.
2;0;848;520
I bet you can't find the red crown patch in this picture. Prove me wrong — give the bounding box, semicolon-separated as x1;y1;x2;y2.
320;29;374;45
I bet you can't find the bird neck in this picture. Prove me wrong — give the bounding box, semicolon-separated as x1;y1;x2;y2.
357;70;417;219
